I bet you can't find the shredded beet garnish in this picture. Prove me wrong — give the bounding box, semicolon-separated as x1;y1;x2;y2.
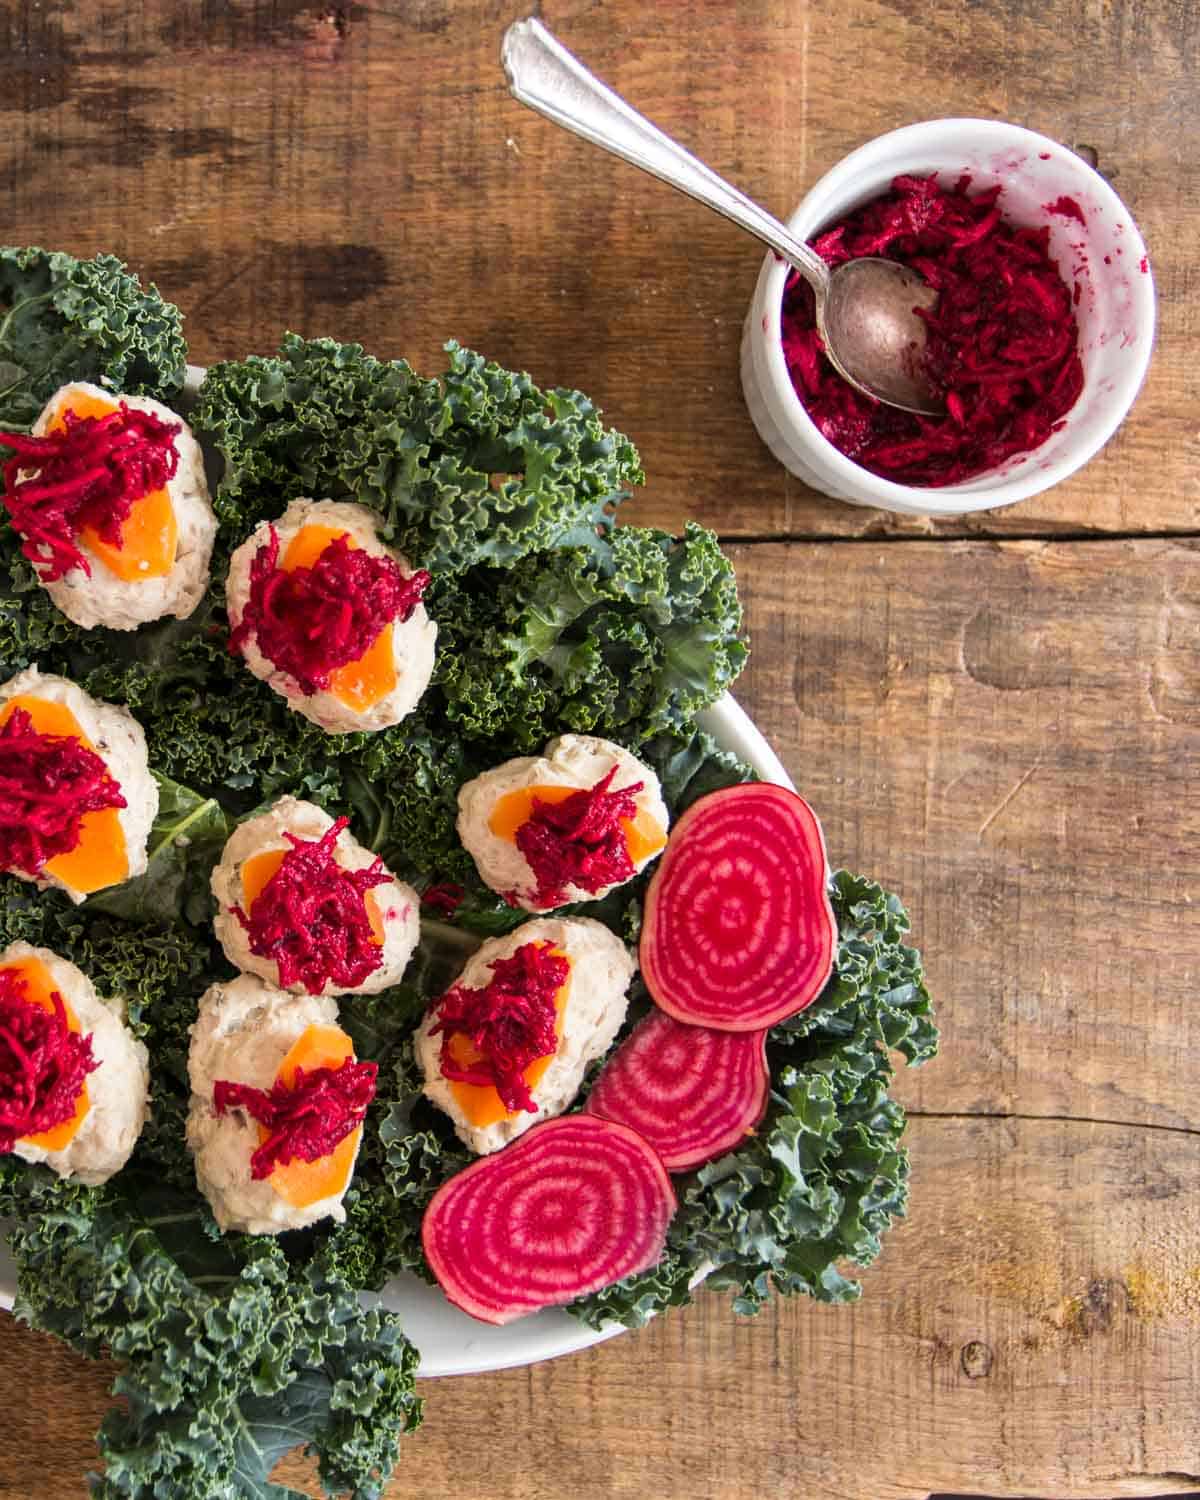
0;403;180;581
233;817;391;994
0;707;127;878
515;767;643;908
430;940;568;1114
212;1054;378;1180
0;968;97;1152
780;172;1085;486
228;527;430;695
421;881;465;917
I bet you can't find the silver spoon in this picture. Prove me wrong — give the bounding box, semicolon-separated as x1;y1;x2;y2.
501;17;942;417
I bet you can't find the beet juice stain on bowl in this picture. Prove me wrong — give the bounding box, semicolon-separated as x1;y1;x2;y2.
781;173;1084;487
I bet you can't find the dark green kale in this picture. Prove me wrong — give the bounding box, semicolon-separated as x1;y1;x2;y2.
0;1165;421;1500
432;522;748;751
0;246;187;431
191;334;644;571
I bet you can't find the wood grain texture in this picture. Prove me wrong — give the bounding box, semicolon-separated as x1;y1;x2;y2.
729;537;1200;1135
0;0;1191;540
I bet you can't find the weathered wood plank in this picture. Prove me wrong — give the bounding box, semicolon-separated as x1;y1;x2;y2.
0;0;1191;540
729;536;1200;1134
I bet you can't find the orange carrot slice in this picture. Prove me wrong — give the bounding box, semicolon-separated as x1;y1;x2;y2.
266;1023;361;1209
281;524;346;573
50;392;177;580
488;784;667;866
3;956;91;1151
279;524;398;711
447;956;573;1128
0;695;128;893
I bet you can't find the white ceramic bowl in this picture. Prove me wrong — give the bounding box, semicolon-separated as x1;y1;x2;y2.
740;118;1156;516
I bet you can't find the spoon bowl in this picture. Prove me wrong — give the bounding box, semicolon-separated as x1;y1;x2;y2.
501;17;942;417
821;258;940;415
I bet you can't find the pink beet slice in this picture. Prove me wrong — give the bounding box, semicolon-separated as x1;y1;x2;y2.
421;1114;677;1325
640;782;836;1031
585;1010;769;1172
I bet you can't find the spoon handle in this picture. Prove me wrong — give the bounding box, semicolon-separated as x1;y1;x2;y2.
501;17;831;295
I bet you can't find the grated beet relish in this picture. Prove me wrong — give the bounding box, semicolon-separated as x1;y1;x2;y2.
0;706;127;877
515;767;643;908
233;817;392;995
781;173;1085;486
0;403;180;581
431;941;569;1114
213;1055;378;1179
228;528;430;696
0;968;97;1152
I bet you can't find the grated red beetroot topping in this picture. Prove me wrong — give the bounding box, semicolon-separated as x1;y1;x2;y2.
430;941;569;1114
0;403;180;581
0;706;127;878
514;766;643;908
781;173;1084;486
233;817;392;995
0;967;97;1152
227;528;430;696
213;1055;378;1179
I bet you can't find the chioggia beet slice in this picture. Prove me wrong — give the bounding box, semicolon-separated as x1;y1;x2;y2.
640;782;836;1031
421;1114;676;1324
585;1009;769;1171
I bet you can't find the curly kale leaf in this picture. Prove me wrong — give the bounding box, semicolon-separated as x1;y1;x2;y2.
638;723;757;813
192;334;643;573
775;869;939;1067
569;870;937;1328
434;522;748;750
0;246;187;431
0;1164;420;1500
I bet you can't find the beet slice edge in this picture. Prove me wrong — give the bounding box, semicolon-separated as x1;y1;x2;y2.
640;782;836;1031
421;1114;676;1325
585;1009;769;1172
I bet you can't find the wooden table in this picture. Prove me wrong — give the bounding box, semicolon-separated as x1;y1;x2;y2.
1;2;1197;1497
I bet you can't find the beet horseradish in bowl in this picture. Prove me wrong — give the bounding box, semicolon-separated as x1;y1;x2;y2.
740;118;1155;515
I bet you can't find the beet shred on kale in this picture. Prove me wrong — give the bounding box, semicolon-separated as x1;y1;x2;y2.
213;1055;378;1179
782;172;1084;485
430;940;568;1114
514;766;643;908
233;816;392;994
